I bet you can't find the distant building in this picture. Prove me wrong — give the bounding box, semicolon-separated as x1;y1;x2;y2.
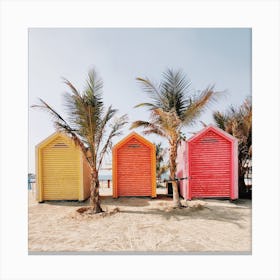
28;173;36;189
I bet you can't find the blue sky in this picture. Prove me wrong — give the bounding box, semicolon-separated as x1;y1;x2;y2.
29;28;251;173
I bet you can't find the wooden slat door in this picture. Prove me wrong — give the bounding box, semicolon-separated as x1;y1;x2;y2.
189;130;231;198
41;137;80;200
117;138;152;196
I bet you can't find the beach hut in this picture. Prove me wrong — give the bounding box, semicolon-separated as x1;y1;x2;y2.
177;125;238;200
36;132;91;202
112;132;156;198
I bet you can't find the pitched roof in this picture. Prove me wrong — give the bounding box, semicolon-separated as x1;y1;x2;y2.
113;131;155;151
187;125;238;143
36;132;75;148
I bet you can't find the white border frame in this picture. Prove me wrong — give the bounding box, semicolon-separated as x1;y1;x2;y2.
1;1;279;280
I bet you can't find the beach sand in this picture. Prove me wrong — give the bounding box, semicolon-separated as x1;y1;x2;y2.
28;185;251;253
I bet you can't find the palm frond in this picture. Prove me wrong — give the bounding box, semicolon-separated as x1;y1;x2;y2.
62;78;81;98
130;120;154;130
142;128;167;138
130;119;167;138
63;69;107;148
95;105;118;153
32;98;73;133
213;111;227;130
213;97;252;165
182;85;222;126
32;98;91;164
161;69;192;115
97;114;128;170
200;120;208;128
152;108;181;135
134;102;157;109
136;77;165;107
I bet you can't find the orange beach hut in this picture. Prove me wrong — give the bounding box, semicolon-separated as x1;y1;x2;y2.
36;132;91;202
112;132;156;198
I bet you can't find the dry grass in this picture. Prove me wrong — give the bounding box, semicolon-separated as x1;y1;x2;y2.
28;187;251;253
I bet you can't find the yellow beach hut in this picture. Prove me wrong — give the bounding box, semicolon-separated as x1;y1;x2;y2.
36;132;91;202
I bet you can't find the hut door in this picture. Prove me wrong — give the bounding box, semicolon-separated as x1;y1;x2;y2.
42;139;80;200
117;138;152;196
189;135;232;198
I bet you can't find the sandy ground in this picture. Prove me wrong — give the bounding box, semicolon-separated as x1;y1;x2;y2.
28;185;251;254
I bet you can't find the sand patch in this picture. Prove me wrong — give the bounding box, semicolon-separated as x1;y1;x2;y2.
28;189;251;253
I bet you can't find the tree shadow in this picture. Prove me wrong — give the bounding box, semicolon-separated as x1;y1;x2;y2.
40;200;89;207
36;198;251;229
119;204;250;229
230;199;252;208
101;197;151;207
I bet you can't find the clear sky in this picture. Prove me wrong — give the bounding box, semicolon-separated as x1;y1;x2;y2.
28;28;251;174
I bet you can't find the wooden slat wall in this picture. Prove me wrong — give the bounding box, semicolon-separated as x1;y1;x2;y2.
189;130;231;198
117;138;152;196
41;136;80;200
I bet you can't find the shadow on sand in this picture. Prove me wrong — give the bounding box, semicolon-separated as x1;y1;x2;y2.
119;202;250;229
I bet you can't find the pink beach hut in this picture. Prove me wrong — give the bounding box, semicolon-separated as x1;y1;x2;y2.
177;125;238;200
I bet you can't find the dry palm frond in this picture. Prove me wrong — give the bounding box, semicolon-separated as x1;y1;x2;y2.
213;97;252;189
182;85;223;126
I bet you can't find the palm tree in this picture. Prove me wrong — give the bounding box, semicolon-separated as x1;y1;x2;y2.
131;69;221;207
213;98;252;193
32;69;128;213
155;142;169;181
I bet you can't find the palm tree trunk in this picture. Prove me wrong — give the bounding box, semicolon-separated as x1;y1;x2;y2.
169;142;182;208
89;169;103;213
238;162;247;195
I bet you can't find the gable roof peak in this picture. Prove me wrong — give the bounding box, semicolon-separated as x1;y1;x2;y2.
113;131;155;150
188;124;238;143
